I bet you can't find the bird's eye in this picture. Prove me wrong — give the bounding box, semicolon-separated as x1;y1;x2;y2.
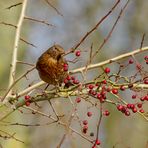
57;54;61;61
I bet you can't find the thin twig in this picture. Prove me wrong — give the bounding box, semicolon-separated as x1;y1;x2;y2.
92;0;130;60
140;33;146;49
0;22;17;28
17;60;35;66
70;46;148;74
2;66;36;101
0;130;24;143
6;0;28;103
6;2;22;10
65;0;120;55
20;37;37;48
92;103;103;147
44;0;63;16
24;16;55;27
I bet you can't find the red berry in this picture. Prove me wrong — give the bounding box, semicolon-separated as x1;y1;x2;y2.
66;75;71;80
144;56;148;60
104;67;110;73
82;120;88;125
71;76;75;80
73;79;79;84
95;139;101;145
120;85;125;91
83;125;88;133
97;93;102;99
63;66;68;71
137;103;142;108
117;105;123;111
125;110;130;116
25;95;31;100
75;50;81;56
75;97;81;103
88;84;94;89
132;107;137;113
132;94;137;99
129;59;134;64
144;79;148;84
87;111;92;117
103;110;110;116
102;80;107;84
91;90;97;96
144;95;148;101
139;109;145;113
140;97;145;101
106;87;111;92
112;88;118;94
64;78;68;84
25;101;30;106
130;104;135;109
127;104;131;109
121;106;127;113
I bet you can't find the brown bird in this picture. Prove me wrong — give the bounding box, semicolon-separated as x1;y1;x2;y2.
36;44;68;86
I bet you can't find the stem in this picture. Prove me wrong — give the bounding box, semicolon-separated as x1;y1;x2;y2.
70;46;148;74
7;0;28;101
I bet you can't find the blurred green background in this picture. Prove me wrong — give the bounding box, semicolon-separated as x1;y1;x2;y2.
0;0;148;148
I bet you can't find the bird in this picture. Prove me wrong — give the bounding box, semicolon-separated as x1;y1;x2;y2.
36;44;68;86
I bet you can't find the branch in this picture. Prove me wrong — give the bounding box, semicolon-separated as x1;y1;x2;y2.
65;0;120;55
24;16;55;27
6;46;148;101
6;2;22;10
44;0;63;16
6;0;28;102
70;46;148;74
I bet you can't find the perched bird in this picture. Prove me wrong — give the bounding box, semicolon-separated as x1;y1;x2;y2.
36;44;68;86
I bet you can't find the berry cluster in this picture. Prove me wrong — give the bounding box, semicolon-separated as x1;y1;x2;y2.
24;95;31;106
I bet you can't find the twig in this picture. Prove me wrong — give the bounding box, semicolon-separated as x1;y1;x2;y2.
24;16;55;27
20;37;37;48
44;0;63;16
0;22;37;48
70;46;148;74
2;66;36;101
92;103;103;147
17;60;35;66
0;22;17;28
140;33;146;49
65;0;120;55
0;130;24;143
92;0;130;60
6;2;22;10
6;0;28;102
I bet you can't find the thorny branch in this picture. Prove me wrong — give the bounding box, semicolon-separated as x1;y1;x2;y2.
6;0;28;103
65;0;121;55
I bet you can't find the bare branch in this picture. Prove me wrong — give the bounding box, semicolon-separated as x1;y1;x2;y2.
65;0;120;55
70;46;148;74
6;0;28;103
44;0;63;16
92;0;130;59
6;2;22;10
20;37;37;48
24;16;55;27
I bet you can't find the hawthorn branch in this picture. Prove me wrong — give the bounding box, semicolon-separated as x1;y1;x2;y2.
65;0;120;55
24;16;55;27
6;2;22;10
5;46;148;102
70;46;148;74
92;0;130;59
44;0;63;16
6;0;28;103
